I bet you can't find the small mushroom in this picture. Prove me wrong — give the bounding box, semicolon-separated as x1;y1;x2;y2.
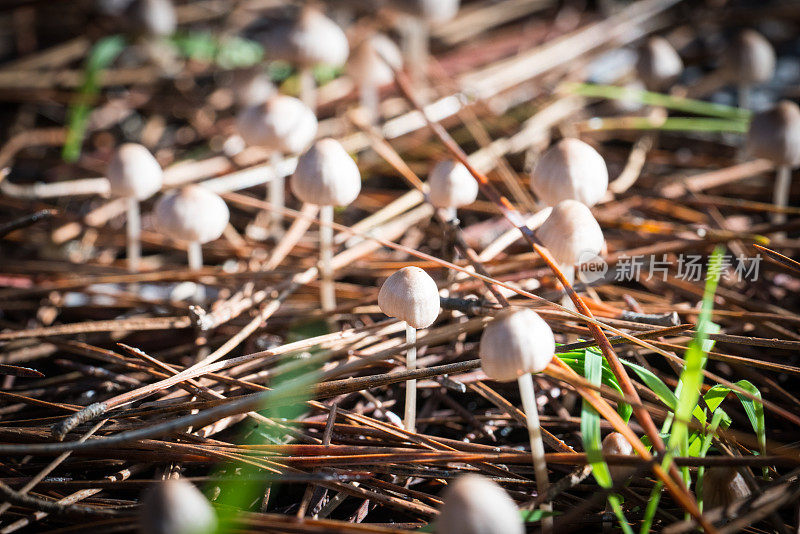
636;36;683;92
378;266;440;431
436;473;524;534
131;0;176;37
530;138;608;208
702;467;751;510
602;432;635;483
479;307;555;521
107;143;163;273
724;29;775;110
292;138;361;315
746;100;800;226
347;33;403;124
427;159;479;222
139;478;217;534
231;67;275;109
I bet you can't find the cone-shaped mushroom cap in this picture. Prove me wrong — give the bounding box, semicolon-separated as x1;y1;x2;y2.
236;95;317;154
536;199;604;266
530;138;608;207
746;100;800;167
348;33;403;87
107;143;163;201
702;468;751;509
436;474;523;534
291;138;361;206
725;29;775;85
139;478;217;534
428;160;479;209
479;307;555;382
602;432;635;482
636;36;683;90
378;266;440;329
288;5;349;67
154;185;230;244
232;68;275;108
132;0;176;37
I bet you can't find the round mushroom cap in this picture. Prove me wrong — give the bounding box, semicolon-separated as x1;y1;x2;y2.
291;138;361;206
636;36;683;91
536;199;604;267
231;68;275;108
602;432;635;482
107;143;163;201
132;0;176;37
746;100;800;167
348;33;403;87
531;138;608;207
236;95;318;154
428;160;479;209
725;29;775;85
154;185;230;244
378;266;440;329
702;468;751;510
479;307;555;382
139;478;217;534
436;474;523;534
288;5;349;67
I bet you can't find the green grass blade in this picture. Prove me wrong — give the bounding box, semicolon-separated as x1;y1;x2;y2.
581;116;748;133
733;380;766;456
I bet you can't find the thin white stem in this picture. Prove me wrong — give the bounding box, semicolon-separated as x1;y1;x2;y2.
319;205;335;313
737;83;751;111
299;66;317;114
360;81;380;126
517;373;552;532
126;197;141;273
443;206;457;223
268;152;284;237
404;323;417;432
560;262;576;311
773;165;791;226
400;16;428;93
187;241;204;303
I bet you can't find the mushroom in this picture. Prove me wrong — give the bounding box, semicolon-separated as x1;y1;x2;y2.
428;159;479;222
636;36;683;92
479;307;555;522
530;138;609;208
139;478;217;534
724;29;775;110
107;143;163;273
347;33;403;124
236;94;317;238
378;266;440;431
602;432;635;483
536;199;605;309
291;138;361;314
131;0;176;37
746;100;800;225
436;473;524;534
702;467;751;510
231;67;275;109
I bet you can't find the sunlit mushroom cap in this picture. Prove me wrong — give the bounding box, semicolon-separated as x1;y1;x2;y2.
636;36;683;91
725;29;775;85
132;0;176;37
236;95;318;154
536;199;604;267
602;432;635;482
139;479;217;534
479;307;555;382
436;474;523;534
530;138;608;207
702;468;751;509
287;5;349;67
378;266;440;329
391;0;461;24
231;68;275;108
428;160;479;209
291;138;361;206
746;100;800;167
107;143;163;201
154;185;230;244
348;33;403;87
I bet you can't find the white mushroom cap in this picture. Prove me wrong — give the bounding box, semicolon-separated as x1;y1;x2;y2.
378;266;440;329
530;138;608;207
436;474;523;534
107;143;163;201
536;199;604;267
348;33;403;87
291;138;361;207
746;100;800;167
702;468;751;509
139;479;217;534
725;29;775;85
479;307;555;382
154;185;230;244
236;95;317;154
287;5;349;67
428;160;479;209
231;68;275;108
392;0;461;24
602;432;635;482
133;0;176;37
636;36;683;91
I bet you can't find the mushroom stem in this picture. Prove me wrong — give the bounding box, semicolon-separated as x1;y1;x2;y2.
773;165;791;226
443;206;457;223
517;372;552;531
400;15;428;91
299;66;317;114
360;80;380;125
268;152;285;237
560;262;576;311
737;82;751;111
187;240;204;303
319;204;336;313
404;322;417;432
126;197;141;273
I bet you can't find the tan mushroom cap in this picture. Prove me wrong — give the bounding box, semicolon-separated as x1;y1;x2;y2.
236;94;318;154
428;159;479;209
289;5;349;67
479;307;555;382
348;33;403;87
436;474;523;534
702;468;751;510
636;36;683;91
746;100;800;167
133;0;177;37
154;185;230;244
107;143;163;201
536;199;605;267
530;138;608;207
602;432;636;482
378;266;440;329
139;479;217;534
232;68;275;108
391;0;461;24
725;29;775;85
291;138;361;207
